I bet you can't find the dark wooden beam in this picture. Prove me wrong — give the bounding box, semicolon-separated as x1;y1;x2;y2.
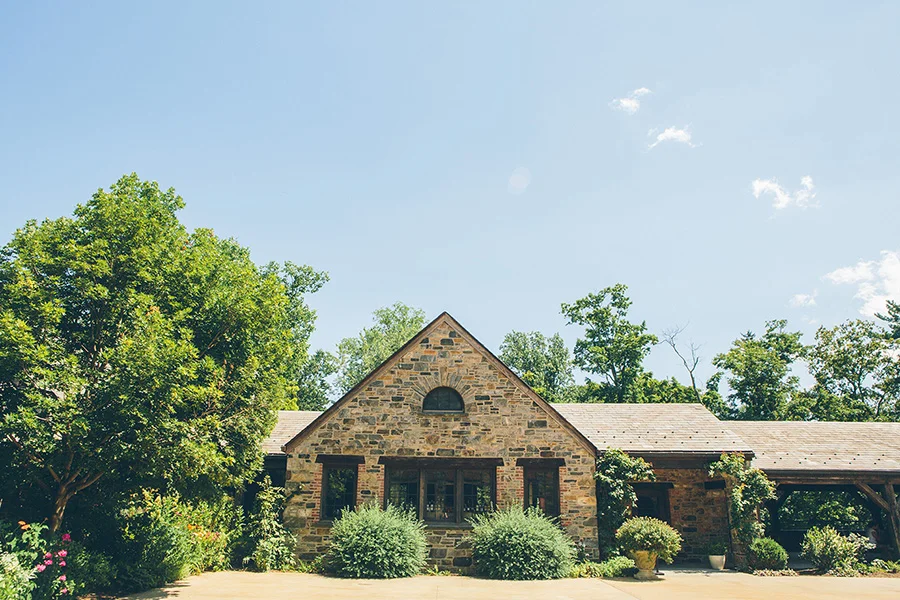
856;482;890;512
884;483;900;558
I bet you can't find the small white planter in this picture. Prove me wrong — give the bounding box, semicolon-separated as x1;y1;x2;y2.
708;555;726;570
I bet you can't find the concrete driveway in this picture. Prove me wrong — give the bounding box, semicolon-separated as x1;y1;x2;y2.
124;570;900;600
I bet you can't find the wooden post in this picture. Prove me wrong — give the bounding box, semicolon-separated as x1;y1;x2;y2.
855;482;900;557
884;483;900;559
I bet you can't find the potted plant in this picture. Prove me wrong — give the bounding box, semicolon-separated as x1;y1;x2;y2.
616;517;683;580
704;541;728;570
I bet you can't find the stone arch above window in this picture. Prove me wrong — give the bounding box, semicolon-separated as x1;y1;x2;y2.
422;386;464;413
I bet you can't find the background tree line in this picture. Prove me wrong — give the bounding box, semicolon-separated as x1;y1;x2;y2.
2;174;898;537
329;287;900;423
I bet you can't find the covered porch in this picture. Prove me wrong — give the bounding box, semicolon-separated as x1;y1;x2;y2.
730;421;900;557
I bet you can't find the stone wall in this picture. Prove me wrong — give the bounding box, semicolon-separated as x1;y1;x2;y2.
654;467;730;562
283;318;599;569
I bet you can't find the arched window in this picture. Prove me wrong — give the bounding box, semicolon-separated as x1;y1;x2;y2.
422;387;464;413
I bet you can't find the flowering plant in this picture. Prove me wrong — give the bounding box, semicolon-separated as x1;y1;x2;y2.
1;521;77;599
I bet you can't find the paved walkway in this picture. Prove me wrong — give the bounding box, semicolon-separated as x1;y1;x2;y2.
124;570;900;600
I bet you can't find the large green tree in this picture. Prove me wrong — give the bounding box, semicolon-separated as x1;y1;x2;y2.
711;320;804;420
796;319;900;421
878;300;900;340
561;284;658;403
499;331;574;403
335;302;426;393
0;175;326;530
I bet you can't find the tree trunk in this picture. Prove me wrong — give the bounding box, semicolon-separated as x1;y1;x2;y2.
48;485;72;533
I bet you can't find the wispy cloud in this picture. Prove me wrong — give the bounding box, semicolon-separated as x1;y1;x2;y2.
647;126;697;149
751;176;818;210
610;87;652;115
789;291;818;307
824;250;900;316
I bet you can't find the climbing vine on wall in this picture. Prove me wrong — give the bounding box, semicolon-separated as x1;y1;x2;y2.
709;453;776;546
595;448;656;558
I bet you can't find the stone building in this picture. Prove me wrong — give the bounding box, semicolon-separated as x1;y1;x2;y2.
263;312;900;568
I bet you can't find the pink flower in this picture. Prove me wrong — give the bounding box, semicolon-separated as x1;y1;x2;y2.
44;552;52;559
44;559;53;565
60;588;68;595
58;575;66;582
56;550;67;558
61;534;71;542
59;560;66;567
36;564;46;572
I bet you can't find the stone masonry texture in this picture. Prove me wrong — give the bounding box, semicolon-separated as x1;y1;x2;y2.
654;467;731;562
283;318;599;570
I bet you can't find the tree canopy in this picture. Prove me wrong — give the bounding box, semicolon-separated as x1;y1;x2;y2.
878;300;900;340
795;320;900;421
335;302;426;393
561;284;658;403
0;174;326;530
711;320;804;420
498;331;574;403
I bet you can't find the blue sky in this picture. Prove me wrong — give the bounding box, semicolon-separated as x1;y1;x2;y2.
2;1;898;386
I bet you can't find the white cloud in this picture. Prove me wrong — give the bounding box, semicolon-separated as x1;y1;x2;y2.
647;126;697;149
507;167;531;195
610;87;652;115
824;250;900;316
790;291;817;307
751;176;818;210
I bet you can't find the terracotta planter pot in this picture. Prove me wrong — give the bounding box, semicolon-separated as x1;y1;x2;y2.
708;555;726;570
631;550;659;580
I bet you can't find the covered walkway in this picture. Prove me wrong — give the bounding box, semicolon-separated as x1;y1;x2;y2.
730;421;900;554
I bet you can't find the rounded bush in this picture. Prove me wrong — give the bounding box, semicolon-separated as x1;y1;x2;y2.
616;517;682;563
327;504;427;578
801;526;872;575
470;506;575;580
748;537;788;571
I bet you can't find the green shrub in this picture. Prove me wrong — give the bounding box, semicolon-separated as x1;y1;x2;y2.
872;559;900;574
569;556;636;578
800;526;873;576
753;568;798;577
470;506;575;580
703;541;728;555
709;453;775;547
616;517;682;563
179;496;241;573
0;552;34;600
594;449;656;558
748;538;788;571
66;542;117;595
242;477;297;571
114;492;194;592
328;504;427;579
1;520;76;599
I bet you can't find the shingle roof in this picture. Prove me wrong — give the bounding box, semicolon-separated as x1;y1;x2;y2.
263;410;321;455
729;421;900;474
550;403;753;455
263;406;900;478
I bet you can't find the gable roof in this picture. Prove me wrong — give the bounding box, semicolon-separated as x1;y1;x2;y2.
729;421;900;475
552;403;753;455
282;312;597;454
263;410;321;456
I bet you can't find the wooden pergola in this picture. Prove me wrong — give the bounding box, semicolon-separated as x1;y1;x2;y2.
729;421;900;555
762;473;900;554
